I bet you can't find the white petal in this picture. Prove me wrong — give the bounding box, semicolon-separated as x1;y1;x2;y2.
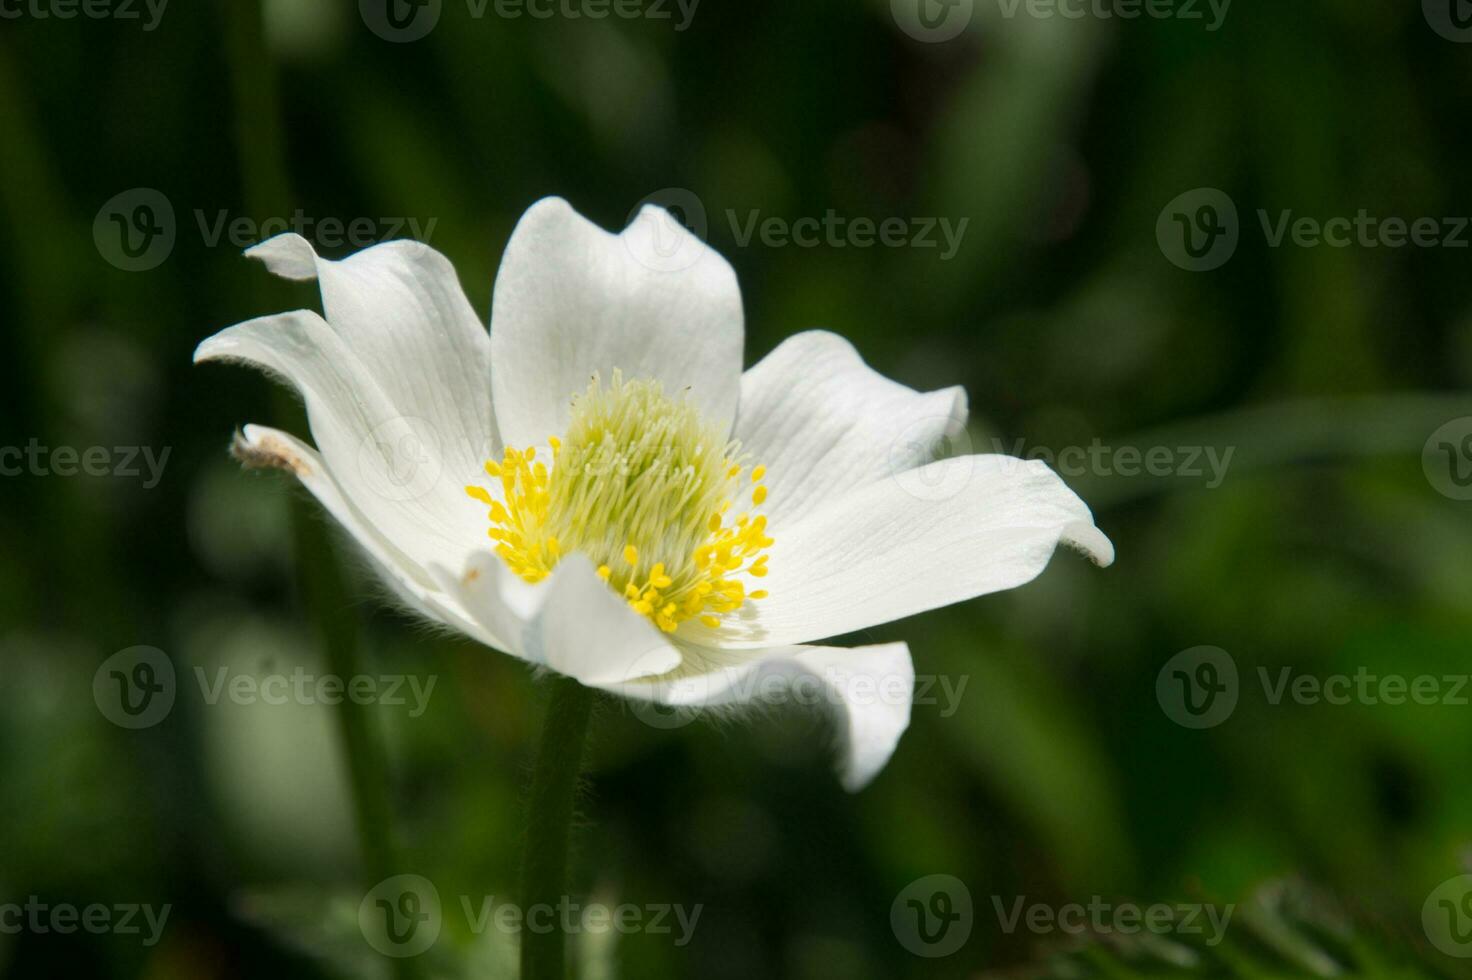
718;456;1114;648
427;551;531;661
229;425;495;646
432;552;682;685
734;331;968;524
245;234;496;476
533;555;684;684
610;641;914;791
195;310;480;574
489;197;744;447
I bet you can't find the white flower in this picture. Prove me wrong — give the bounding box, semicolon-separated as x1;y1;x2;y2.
195;197;1113;790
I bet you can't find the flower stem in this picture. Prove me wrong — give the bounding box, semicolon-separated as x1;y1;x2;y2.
520;676;596;980
219;4;414;979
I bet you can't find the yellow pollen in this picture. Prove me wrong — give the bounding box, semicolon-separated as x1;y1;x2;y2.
464;372;774;636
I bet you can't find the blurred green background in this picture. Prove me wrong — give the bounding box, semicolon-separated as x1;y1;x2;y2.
3;0;1472;976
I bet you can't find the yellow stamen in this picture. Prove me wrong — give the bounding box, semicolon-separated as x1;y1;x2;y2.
467;372;774;634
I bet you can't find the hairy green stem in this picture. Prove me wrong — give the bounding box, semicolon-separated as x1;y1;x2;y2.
520;676;597;980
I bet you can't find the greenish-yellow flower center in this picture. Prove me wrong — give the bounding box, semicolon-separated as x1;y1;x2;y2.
466;373;772;633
